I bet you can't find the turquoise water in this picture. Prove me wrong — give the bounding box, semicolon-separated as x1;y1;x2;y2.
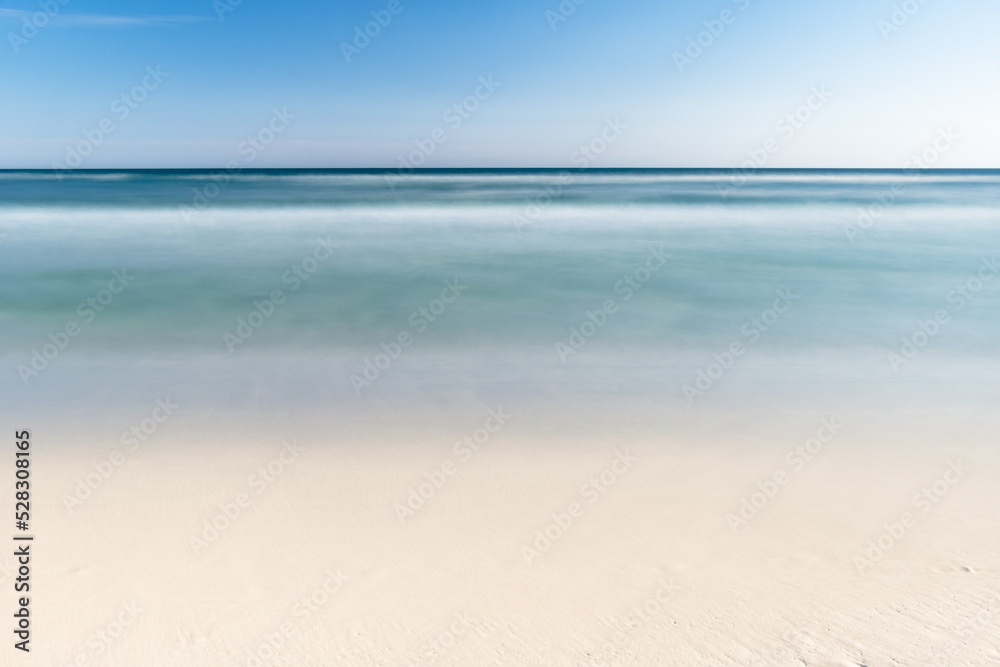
3;169;999;421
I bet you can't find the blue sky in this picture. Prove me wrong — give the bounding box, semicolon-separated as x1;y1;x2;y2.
0;0;997;168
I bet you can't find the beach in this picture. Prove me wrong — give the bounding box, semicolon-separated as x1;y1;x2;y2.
29;412;1000;665
3;170;999;665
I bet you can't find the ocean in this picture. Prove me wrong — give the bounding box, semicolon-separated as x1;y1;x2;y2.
3;169;999;433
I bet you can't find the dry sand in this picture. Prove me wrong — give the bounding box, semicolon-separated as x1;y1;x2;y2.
17;408;1000;666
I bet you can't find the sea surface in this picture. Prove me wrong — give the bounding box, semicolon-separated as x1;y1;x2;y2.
2;169;999;434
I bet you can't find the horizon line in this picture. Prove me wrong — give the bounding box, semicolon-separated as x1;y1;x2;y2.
2;167;998;173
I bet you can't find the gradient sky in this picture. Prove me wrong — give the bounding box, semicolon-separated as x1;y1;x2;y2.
1;0;997;168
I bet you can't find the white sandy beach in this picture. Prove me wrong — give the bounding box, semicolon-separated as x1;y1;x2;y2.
20;407;1000;666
